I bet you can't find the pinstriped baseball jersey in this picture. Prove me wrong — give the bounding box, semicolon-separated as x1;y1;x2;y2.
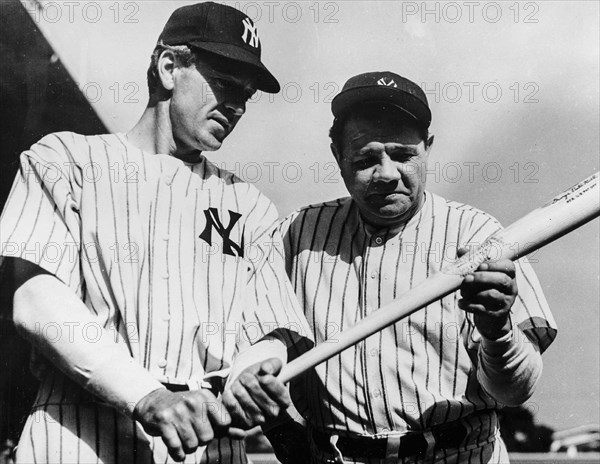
279;191;556;462
0;131;310;463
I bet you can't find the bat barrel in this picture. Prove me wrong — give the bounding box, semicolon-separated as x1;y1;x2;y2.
498;172;600;261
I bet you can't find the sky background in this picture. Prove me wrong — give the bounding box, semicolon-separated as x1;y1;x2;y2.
22;0;599;431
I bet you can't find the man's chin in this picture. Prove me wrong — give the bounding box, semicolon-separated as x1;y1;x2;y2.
360;207;409;228
195;135;223;152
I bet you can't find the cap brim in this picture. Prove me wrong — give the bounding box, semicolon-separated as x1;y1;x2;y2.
189;41;280;93
332;86;431;128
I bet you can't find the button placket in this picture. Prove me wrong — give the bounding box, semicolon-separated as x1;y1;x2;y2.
362;235;389;431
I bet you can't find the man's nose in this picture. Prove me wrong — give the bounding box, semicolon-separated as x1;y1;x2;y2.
373;157;401;182
224;100;246;117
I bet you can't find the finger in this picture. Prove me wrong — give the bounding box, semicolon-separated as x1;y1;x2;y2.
221;388;256;429
458;300;489;315
257;375;291;411
189;418;215;446
160;426;185;462
473;288;512;307
176;421;200;455
232;376;267;424
226;427;248;440
458;299;510;318
462;272;515;294
477;259;516;277
197;392;232;429
258;359;290;410
459;287;512;310
239;372;282;418
179;391;227;445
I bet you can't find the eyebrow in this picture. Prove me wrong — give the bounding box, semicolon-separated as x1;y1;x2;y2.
205;68;256;89
353;142;419;155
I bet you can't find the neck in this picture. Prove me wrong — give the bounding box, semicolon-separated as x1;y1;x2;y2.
126;100;202;163
127;101;175;155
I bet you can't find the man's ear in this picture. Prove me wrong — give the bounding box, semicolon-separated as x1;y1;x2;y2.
157;50;177;92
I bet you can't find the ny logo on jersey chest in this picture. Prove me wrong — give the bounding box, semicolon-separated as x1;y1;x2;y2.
199;208;245;257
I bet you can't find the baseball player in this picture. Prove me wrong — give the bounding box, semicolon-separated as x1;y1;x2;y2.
0;3;310;463
272;72;557;463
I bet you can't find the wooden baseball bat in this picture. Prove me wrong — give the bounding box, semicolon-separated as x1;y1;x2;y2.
279;172;600;384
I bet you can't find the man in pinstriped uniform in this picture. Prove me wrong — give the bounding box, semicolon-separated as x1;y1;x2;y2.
0;3;311;463
270;72;556;463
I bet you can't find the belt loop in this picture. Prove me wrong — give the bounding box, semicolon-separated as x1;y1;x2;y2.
329;435;345;464
385;435;401;462
423;430;436;459
187;379;201;391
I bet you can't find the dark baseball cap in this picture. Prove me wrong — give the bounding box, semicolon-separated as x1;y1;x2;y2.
157;2;280;93
332;71;431;129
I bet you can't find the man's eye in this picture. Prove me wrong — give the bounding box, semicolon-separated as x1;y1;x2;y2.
353;158;375;169
390;151;415;162
209;78;227;89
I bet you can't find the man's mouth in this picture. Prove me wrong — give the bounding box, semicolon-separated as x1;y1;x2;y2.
369;190;408;199
212;115;231;132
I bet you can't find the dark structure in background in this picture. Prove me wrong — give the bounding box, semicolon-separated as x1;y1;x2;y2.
0;0;106;451
499;406;555;453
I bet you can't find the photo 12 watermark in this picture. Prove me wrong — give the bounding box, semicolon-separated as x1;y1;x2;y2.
401;1;540;24
22;0;140;25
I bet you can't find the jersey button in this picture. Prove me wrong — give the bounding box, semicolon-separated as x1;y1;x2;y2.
162;272;169;279
370;271;378;279
163;234;170;241
374;236;383;245
162;313;171;321
157;358;167;368
372;389;381;398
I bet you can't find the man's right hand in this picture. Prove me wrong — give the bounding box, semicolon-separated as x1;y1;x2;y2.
133;388;233;461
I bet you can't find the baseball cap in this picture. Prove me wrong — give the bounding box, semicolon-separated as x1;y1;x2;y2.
331;72;431;129
157;2;280;93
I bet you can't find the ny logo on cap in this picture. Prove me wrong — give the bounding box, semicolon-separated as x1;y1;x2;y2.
241;18;259;48
377;77;397;88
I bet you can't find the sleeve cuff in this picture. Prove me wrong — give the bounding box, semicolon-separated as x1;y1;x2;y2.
480;329;516;358
86;353;166;417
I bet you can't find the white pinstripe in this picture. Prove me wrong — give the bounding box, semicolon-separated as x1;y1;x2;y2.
1;131;309;463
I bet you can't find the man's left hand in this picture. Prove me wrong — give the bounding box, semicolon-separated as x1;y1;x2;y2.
458;250;517;339
221;358;290;429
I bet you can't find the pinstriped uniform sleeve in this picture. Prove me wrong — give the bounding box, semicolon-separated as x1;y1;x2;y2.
463;210;557;353
239;194;312;353
511;258;556;353
0;134;82;292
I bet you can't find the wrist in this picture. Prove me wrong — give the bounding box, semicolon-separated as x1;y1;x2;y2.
475;314;512;340
480;329;517;358
133;387;169;421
